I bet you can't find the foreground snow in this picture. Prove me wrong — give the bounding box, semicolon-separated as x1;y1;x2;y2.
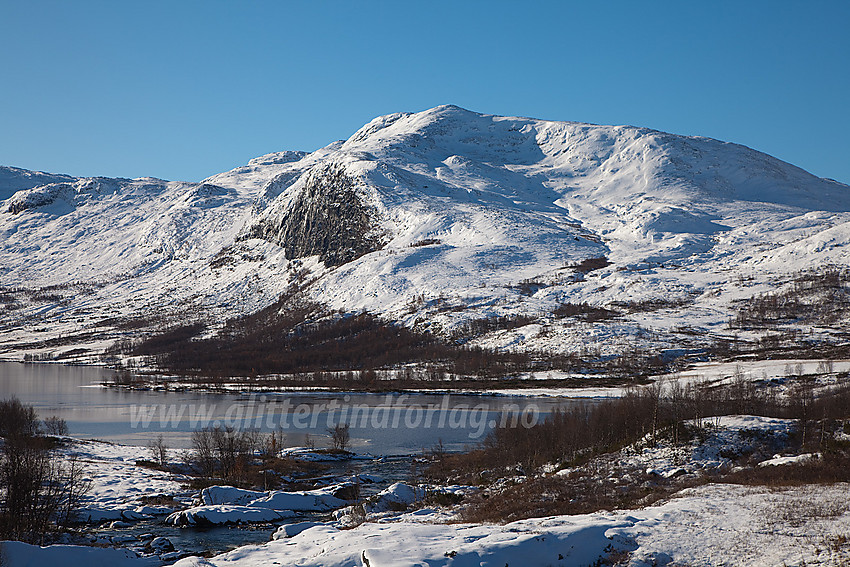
164;483;850;567
170;513;633;567
60;439;189;522
5;483;847;566
3;420;849;566
0;540;158;567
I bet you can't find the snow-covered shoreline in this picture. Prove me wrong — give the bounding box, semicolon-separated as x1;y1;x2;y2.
4;411;848;566
164;482;850;567
7;482;849;566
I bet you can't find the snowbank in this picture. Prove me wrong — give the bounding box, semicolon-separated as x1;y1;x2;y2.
166;485;348;525
758;453;819;467
200;486;266;506
55;440;188;526
166;483;850;567
166;505;292;526
247;487;346;512
0;540;156;567
367;482;418;513
169;515;633;567
271;521;325;540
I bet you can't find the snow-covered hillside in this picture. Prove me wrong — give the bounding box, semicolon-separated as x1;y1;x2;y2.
2;105;849;363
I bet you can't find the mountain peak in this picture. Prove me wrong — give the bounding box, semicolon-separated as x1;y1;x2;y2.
4;108;850;364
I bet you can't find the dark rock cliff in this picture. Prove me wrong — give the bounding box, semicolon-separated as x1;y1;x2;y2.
241;164;384;267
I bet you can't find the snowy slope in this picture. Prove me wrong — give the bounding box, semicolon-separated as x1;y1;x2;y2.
239;105;850;352
2;105;850;362
0;166;76;202
165;483;850;567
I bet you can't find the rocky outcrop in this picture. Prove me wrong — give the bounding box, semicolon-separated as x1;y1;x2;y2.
5;183;74;213
242;163;384;267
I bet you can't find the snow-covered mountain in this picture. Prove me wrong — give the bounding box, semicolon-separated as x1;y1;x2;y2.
2;105;849;363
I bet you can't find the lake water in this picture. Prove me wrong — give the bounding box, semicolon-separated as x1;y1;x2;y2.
0;362;567;454
0;361;578;555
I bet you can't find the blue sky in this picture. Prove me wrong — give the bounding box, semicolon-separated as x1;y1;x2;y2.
1;0;848;184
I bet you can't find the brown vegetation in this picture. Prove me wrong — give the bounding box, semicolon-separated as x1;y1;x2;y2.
450;314;537;339
428;378;850;522
182;426;326;490
732;266;850;329
409;238;441;247
570;256;611;273
720;449;850;486
553;302;618;322
0;399;87;544
130;294;567;383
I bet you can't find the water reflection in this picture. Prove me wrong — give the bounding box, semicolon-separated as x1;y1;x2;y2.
0;362;568;454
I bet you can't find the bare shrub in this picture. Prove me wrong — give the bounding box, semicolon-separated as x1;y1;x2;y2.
451;314;537;339
553;302;617;322
186;426;259;485
610;297;694;313
43;416;68;437
189;428;217;478
304;433;316;451
570;256;611;273
460;465;681;523
148;434;169;467
328;423;351;452
0;398;89;543
722;451;850;486
732;266;850;329
133;296;549;384
431;379;850;488
409;238;441;247
259;429;285;460
0;398;41;438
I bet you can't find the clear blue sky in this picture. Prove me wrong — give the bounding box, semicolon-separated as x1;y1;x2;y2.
1;0;848;184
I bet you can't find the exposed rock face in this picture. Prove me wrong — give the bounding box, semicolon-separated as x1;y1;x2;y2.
241;164;384;267
247;150;308;166
5;177;127;214
5;183;74;213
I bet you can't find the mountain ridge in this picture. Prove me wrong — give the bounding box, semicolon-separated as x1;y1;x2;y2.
2;105;850;366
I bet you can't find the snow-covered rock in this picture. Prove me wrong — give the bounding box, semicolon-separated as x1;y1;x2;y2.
120;509;152;521
758;453;819;467
149;536;174;553
108;520;132;529
134;504;176;516
247;486;347;512
74;507;123;523
271;521;325;540
186;483;351;517
199;485;266;506
366;482;418;513
165;505;292;526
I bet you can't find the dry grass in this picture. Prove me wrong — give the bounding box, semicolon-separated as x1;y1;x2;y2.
459;453;700;524
719;451;850;487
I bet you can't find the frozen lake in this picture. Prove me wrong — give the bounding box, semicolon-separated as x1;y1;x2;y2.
0;361;569;455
